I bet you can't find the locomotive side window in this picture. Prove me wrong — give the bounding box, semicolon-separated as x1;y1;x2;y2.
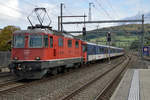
68;40;72;48
58;38;63;47
44;35;48;48
13;35;25;48
75;41;79;48
29;35;42;48
50;37;53;48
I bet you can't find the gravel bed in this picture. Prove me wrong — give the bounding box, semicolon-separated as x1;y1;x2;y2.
129;55;147;69
0;76;16;84
0;57;123;100
69;57;126;100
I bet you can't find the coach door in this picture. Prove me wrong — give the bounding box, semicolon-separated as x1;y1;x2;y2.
57;37;64;59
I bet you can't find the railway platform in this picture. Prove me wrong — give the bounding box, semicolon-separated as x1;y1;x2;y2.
110;69;150;100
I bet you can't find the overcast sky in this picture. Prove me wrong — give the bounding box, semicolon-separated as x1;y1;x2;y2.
0;0;149;32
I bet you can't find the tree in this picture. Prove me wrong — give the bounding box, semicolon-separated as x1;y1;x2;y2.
130;40;140;50
0;26;20;51
144;34;150;46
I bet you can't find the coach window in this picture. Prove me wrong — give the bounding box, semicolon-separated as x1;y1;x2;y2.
99;48;101;53
68;40;72;48
50;37;53;48
75;41;79;48
44;35;48;48
58;38;63;47
102;48;104;53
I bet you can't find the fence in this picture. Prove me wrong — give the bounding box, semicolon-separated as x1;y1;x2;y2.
0;51;11;67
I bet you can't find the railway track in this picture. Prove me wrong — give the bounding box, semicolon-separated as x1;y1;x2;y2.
94;55;131;100
0;81;24;93
60;55;130;100
0;72;11;77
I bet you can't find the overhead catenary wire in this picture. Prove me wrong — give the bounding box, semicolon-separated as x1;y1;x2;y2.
93;0;113;19
21;0;39;7
64;7;74;16
0;1;29;16
104;0;120;19
0;0;44;24
93;5;108;19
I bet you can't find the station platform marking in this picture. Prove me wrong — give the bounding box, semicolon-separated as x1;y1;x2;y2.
111;69;150;100
128;70;139;100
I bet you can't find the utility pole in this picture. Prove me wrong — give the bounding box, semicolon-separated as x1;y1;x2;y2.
83;13;86;40
58;16;60;31
88;2;94;21
141;14;144;58
60;3;64;32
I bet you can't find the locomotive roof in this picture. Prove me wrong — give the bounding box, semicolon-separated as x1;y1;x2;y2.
13;28;75;39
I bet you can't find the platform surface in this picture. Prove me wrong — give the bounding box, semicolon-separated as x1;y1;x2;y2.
110;69;150;100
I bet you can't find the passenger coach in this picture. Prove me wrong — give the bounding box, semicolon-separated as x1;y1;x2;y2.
86;43;124;61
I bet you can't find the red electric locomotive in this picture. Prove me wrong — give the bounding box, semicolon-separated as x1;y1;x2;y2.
10;27;87;79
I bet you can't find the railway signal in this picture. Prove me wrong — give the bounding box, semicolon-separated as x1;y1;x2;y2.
107;32;111;42
82;27;86;40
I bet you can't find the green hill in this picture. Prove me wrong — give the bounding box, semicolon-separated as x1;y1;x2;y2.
83;24;150;39
76;24;150;49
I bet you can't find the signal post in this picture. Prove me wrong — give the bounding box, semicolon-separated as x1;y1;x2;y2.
107;32;111;64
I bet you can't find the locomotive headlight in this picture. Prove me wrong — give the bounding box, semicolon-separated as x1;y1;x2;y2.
28;67;32;71
16;64;21;70
35;57;40;60
14;57;18;60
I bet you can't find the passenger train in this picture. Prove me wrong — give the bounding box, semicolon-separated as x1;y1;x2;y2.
9;25;124;79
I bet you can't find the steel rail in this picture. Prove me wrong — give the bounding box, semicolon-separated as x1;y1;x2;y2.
61;56;127;100
94;55;131;100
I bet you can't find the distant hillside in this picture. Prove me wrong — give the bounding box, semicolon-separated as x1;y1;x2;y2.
76;24;150;40
75;24;150;49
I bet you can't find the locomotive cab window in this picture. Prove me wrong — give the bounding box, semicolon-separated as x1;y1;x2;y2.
29;35;42;48
50;37;53;48
68;40;72;48
58;38;63;47
75;41;79;48
13;35;25;48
